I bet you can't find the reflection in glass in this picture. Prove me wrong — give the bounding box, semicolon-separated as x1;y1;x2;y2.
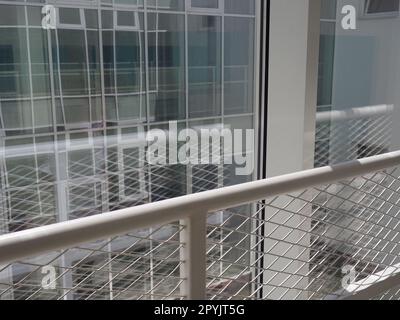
1;100;32;132
0;1;258;299
148;13;185;122
33;99;53;133
225;0;255;14
191;0;220;9
147;0;185;11
115;30;144;94
56;30;88;96
0;29;30;99
188;15;222;118
29;29;51;97
224;17;254;115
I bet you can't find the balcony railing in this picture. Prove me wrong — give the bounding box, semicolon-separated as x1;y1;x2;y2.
1;151;400;300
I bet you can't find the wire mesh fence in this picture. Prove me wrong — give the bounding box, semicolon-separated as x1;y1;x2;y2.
205;166;400;300
1;164;400;299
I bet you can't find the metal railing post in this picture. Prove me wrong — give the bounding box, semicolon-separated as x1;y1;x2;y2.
180;212;207;300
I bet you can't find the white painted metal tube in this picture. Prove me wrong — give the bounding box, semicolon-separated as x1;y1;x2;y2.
0;151;400;266
180;214;207;300
316;104;394;123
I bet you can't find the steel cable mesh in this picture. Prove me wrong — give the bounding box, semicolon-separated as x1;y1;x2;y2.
205;166;400;300
0;222;185;300
1;166;400;299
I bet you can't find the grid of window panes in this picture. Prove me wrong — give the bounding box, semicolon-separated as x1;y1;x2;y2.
0;0;258;299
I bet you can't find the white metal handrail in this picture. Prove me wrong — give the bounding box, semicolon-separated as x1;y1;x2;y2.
2;151;400;299
316;104;393;123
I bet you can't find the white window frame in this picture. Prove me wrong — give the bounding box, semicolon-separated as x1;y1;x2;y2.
361;0;400;19
188;0;224;14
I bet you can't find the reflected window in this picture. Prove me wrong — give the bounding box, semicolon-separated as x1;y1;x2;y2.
116;11;139;29
225;0;255;14
58;8;84;27
85;9;99;29
56;30;88;96
147;0;185;11
190;0;222;11
224;17;254;115
148;13;185;122
188;15;222;118
1;101;32;132
364;0;399;16
0;29;30;99
0;5;25;26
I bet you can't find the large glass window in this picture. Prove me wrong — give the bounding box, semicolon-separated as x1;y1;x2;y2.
313;0;400;298
0;0;259;300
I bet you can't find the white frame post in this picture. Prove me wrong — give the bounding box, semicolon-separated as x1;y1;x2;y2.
180;212;207;300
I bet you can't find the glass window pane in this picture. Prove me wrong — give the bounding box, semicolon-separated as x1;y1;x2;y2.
115;0;144;6
225;0;255;14
0;5;25;26
6;156;37;188
105;96;117;122
102;31;115;94
29;29;51;97
33;99;53;131
63;98;90;125
101;10;113;29
147;0;185;11
1;100;32;131
321;0;337;19
57;30;88;96
317;22;336;106
117;11;137;28
148;13;185;122
115;28;145;94
27;6;42;26
118;94;145;122
59;8;81;25
366;0;399;13
188;15;222;118
87;31;102;95
191;0;220;9
0;29;30;99
224;17;254;115
85;9;99;29
68;150;94;179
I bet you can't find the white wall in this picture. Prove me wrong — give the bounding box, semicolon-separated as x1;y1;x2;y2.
267;0;320;176
266;0;320;299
